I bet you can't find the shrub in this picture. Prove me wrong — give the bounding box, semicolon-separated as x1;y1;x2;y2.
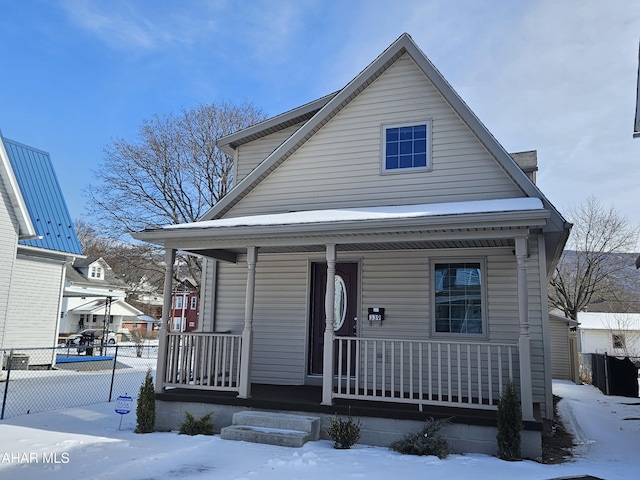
496;379;522;461
179;411;214;436
135;369;156;433
389;417;451;459
326;413;361;449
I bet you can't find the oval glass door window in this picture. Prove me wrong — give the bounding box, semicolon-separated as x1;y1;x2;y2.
333;275;347;331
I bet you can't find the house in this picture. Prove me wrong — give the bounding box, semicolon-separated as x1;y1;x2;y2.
578;311;640;357
170;278;200;332
132;34;571;457
0;131;82;363
60;257;144;338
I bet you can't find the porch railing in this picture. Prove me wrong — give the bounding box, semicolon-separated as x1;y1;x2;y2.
334;337;518;410
164;332;242;392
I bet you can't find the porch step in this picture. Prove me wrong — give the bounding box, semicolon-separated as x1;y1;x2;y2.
220;411;321;448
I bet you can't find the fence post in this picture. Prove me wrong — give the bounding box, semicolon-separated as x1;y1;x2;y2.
1;350;13;420
108;345;119;402
604;352;610;396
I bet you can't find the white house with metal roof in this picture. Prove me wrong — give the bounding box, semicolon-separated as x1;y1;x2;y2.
0;131;82;361
133;34;571;457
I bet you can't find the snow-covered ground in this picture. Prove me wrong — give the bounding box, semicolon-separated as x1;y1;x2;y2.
0;380;637;480
0;345;158;420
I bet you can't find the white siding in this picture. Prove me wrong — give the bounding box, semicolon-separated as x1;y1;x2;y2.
212;246;547;409
229;54;524;217
580;329;626;355
4;254;65;349
236;124;302;183
0;184;19;348
549;318;571;380
215;253;310;385
199;258;217;332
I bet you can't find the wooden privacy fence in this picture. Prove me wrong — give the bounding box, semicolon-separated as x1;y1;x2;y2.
164;332;242;392
333;337;519;410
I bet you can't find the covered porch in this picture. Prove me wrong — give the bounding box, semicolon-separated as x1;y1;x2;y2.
133;199;552;424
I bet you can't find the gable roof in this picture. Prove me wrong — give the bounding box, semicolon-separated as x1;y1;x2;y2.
207;34;563;224
205;33;570;268
0;130;37;239
67;257;126;289
217;91;338;156
1;134;82;255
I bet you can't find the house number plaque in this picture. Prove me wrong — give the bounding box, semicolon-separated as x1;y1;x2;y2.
367;307;385;322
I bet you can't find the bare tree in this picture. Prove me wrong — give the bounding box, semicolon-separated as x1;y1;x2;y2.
84;101;266;283
549;197;639;320
74;219;164;296
86;101;265;233
603;313;640;358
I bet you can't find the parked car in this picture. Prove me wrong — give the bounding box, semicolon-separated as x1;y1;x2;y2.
65;329;117;346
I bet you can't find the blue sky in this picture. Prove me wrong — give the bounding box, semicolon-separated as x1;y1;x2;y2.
1;0;639;226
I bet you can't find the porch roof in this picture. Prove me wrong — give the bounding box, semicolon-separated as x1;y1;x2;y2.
70;298;143;317
133;198;550;262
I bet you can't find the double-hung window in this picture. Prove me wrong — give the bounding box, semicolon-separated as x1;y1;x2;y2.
382;120;432;172
432;260;485;335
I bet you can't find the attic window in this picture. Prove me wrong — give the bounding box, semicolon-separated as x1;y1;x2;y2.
382;120;432;172
90;266;103;279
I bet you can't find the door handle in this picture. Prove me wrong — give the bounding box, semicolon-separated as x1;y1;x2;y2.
353;317;358;336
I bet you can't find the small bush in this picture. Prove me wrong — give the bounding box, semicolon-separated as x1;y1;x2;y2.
135;369;156;434
389;417;451;459
326;414;361;449
179;411;214;436
496;379;522;461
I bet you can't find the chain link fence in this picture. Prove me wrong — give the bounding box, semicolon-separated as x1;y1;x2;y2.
0;343;158;419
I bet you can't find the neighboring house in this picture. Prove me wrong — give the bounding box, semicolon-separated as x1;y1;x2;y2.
0;131;82;361
170;278;199;332
133;34;571;457
61;257;143;337
126;274;164;323
549;312;580;383
578;311;640;357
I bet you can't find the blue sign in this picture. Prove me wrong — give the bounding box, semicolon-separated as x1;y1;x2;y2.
115;395;132;415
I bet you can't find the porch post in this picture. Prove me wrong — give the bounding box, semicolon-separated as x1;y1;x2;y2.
515;236;534;421
322;244;336;405
238;246;257;399
156;248;176;394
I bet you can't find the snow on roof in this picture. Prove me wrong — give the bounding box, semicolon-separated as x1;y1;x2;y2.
164;197;544;231
577;312;640;331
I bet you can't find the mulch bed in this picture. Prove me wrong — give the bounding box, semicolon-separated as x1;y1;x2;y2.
541;394;575;464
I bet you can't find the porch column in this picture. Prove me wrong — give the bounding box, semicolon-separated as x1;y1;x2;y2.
238;246;257;399
322;244;336;405
156;248;176;394
516;236;534;421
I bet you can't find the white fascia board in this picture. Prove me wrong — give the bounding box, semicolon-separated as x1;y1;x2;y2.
64;285;126;299
0;133;37;239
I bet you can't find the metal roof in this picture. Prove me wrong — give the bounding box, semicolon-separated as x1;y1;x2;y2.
2;135;82;255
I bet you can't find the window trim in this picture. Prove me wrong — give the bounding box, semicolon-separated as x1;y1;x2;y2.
90;265;103;279
430;257;488;339
381;119;433;174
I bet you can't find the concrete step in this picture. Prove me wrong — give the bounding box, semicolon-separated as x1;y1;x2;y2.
220;425;312;448
220;411;321;448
